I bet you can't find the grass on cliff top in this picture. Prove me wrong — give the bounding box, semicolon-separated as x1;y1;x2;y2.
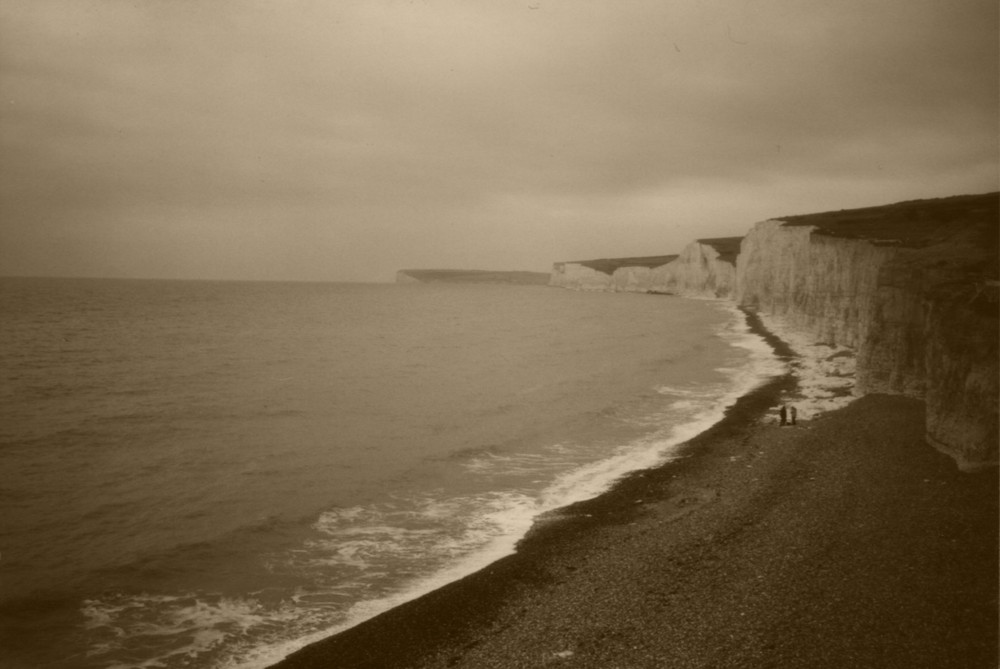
569;255;679;275
781;192;999;313
695;237;743;265
568;239;743;274
778;192;999;249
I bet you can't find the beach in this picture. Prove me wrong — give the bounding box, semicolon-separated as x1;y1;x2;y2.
1;282;793;669
272;357;998;668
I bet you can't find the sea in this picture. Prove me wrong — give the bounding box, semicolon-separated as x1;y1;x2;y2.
0;277;784;669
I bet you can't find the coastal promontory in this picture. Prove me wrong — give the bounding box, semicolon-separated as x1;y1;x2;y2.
272;192;998;669
551;192;999;471
395;269;550;285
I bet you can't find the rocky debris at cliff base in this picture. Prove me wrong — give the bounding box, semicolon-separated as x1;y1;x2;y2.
755;313;857;420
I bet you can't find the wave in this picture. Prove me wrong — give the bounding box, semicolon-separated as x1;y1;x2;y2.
82;593;299;669
78;303;789;669
432;443;505;463
215;304;788;669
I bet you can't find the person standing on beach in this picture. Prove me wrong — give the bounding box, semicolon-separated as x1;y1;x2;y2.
779;404;788;426
790;406;797;426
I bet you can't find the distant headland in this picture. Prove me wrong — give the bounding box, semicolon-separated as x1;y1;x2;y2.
285;191;997;669
549;191;999;471
397;192;998;471
395;269;550;285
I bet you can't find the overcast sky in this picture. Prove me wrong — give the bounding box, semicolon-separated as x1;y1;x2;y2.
1;0;997;282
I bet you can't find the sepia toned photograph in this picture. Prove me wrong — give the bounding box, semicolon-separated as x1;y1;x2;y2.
1;2;997;668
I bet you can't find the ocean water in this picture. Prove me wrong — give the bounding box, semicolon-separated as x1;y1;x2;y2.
0;278;782;669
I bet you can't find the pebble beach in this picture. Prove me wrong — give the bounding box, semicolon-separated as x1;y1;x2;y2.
271;321;998;669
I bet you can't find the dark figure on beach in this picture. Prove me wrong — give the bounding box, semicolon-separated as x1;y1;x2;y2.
790;406;797;425
779;404;788;426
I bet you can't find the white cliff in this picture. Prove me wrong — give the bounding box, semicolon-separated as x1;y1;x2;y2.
548;193;998;471
549;262;615;291
734;196;998;471
609;265;656;292
648;239;738;298
855;234;999;469
551;239;739;298
735;220;899;349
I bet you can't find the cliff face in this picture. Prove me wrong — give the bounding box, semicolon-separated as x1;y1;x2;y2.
735;194;998;470
922;288;999;468
855;232;999;469
648;239;738;298
549;262;617;291
735;220;899;349
395;271;422;284
548;192;998;471
549;255;677;291
550;239;738;298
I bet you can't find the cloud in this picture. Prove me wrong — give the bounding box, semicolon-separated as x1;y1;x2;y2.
1;0;997;280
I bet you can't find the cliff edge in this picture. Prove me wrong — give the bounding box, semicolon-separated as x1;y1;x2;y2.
549;255;678;291
737;193;998;470
549;239;740;298
549;192;998;470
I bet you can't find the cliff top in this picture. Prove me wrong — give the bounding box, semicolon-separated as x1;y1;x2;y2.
560;239;743;273
396;269;551;285
565;255;679;275
778;192;999;249
695;237;743;265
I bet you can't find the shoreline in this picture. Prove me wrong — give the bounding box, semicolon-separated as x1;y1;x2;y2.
270;311;998;669
267;309;795;667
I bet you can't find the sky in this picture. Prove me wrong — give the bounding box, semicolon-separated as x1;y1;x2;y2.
1;0;997;282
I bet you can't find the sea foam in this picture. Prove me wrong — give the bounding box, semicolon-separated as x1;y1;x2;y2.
65;291;786;669
219;302;787;669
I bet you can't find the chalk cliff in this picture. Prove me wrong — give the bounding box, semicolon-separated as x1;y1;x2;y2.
548;262;618;291
549;255;677;291
735;221;898;348
854;222;998;470
550;239;739;298
550;193;999;470
736;193;998;470
648;237;740;298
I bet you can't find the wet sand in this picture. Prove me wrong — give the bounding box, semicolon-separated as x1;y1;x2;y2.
272;334;997;669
